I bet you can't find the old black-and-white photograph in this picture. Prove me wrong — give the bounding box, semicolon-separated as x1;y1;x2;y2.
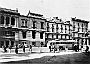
0;0;90;64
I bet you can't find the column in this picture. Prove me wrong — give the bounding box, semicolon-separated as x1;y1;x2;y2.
4;40;6;46
14;17;16;27
9;40;11;46
9;17;11;26
4;16;6;26
87;39;89;46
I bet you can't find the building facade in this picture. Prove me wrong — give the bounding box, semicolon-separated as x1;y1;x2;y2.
0;7;90;49
0;8;46;48
71;17;90;49
0;7;20;48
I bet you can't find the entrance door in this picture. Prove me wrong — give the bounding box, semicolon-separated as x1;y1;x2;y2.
1;41;4;48
11;41;14;47
6;41;9;48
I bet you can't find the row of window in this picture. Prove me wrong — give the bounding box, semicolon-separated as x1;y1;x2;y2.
73;22;88;28
73;27;88;32
47;34;71;39
1;31;15;36
21;19;44;29
0;16;15;25
22;31;43;39
0;41;14;47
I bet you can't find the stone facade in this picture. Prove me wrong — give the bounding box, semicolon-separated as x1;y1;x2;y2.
0;7;90;49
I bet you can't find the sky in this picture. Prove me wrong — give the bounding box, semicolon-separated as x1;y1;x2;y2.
0;0;90;29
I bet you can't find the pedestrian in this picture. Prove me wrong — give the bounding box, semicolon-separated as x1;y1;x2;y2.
23;45;25;53
59;46;61;51
49;45;51;52
3;45;7;53
81;45;83;52
77;45;79;52
85;46;89;53
54;45;56;53
9;45;12;53
29;45;32;53
65;46;68;52
15;44;18;54
74;45;77;52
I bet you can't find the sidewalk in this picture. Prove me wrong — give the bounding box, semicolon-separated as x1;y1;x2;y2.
0;48;82;63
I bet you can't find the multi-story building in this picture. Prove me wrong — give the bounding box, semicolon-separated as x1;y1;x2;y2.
71;17;89;49
0;8;46;48
0;7;89;49
46;17;74;48
18;11;46;47
46;17;90;49
0;7;20;48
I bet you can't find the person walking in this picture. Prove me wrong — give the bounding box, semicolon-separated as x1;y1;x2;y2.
29;45;32;53
15;44;18;54
9;45;12;53
65;46;68;52
49;45;51;52
54;45;56;53
23;45;25;53
85;46;89;53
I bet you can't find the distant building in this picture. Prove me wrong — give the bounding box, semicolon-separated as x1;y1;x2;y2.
46;17;90;49
71;17;89;49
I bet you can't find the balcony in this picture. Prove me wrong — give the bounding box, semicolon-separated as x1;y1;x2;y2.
21;26;28;28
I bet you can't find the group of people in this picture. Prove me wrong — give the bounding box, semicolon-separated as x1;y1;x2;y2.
2;44;32;54
73;44;89;53
49;44;90;53
49;45;66;53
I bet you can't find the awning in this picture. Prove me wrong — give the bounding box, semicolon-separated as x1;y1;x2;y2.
49;40;77;43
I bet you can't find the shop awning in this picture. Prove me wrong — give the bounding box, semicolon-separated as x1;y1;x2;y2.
49;40;77;43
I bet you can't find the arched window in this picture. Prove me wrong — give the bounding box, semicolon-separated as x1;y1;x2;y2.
1;16;4;24
6;17;9;25
11;17;15;25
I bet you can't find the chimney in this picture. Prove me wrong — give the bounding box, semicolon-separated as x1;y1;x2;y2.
16;8;18;12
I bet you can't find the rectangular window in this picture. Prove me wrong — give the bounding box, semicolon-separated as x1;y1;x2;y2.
47;23;49;32
6;17;9;25
25;20;27;27
21;19;27;28
12;32;15;36
40;32;43;39
32;31;36;39
22;31;26;38
61;25;63;32
65;35;66;39
1;41;4;47
56;24;58;32
33;21;36;29
11;17;15;25
61;35;62;39
21;20;24;26
56;34;58;39
1;16;4;24
11;41;14;47
41;22;44;29
52;24;54;32
52;34;54;38
65;25;67;33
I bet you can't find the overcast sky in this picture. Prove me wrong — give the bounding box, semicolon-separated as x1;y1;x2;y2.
0;0;90;28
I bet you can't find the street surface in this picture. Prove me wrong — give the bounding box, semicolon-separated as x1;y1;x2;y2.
0;47;90;64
